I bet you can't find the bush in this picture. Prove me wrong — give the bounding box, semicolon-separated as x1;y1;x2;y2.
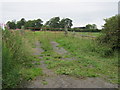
97;15;120;53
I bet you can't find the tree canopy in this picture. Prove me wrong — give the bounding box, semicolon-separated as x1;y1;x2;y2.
25;19;43;30
6;17;100;32
59;18;73;28
85;24;97;30
45;17;60;28
6;18;43;30
16;18;26;29
44;17;73;29
6;21;16;29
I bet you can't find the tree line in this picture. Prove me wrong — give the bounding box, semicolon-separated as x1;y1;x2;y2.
5;14;119;54
6;17;99;32
6;17;73;30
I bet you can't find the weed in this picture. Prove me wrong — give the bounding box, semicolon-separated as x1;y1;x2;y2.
19;67;43;81
42;80;48;85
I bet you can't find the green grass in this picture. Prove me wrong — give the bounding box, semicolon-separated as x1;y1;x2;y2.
78;32;102;37
42;80;48;85
2;30;43;88
55;34;118;84
35;31;118;84
3;30;118;88
34;62;41;65
19;67;43;81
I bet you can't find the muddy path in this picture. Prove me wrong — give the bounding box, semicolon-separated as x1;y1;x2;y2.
22;41;118;88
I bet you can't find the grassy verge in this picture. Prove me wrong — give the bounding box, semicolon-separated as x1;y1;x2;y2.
2;30;43;88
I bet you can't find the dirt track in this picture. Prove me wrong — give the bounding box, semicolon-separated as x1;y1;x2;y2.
22;41;118;88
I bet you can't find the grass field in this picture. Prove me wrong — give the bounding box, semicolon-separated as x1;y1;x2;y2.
35;31;118;84
2;30;118;88
78;32;102;37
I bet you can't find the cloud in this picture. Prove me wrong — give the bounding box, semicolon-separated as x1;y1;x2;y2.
1;2;118;29
0;0;119;2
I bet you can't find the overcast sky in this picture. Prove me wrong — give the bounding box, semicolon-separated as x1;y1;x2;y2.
0;0;119;29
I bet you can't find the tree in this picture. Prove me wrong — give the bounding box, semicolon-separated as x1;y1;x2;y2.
6;21;16;29
59;18;73;28
16;18;26;29
44;17;60;28
92;24;97;29
44;17;73;31
24;19;43;30
85;24;97;29
86;24;92;29
34;19;43;28
24;20;34;28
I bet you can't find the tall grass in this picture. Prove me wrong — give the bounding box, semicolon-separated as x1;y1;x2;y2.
2;29;42;88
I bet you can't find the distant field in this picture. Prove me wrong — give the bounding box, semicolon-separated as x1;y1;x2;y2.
78;32;102;37
46;31;102;37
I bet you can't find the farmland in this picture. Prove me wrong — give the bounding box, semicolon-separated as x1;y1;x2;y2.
2;29;118;88
1;1;119;89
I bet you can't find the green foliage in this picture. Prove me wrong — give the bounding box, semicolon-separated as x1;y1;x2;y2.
59;18;73;28
6;21;16;29
70;24;99;32
6;18;43;30
6;17;100;32
43;17;73;30
71;28;100;32
85;24;97;29
97;15;120;53
45;17;60;28
19;68;43;81
25;19;43;30
16;18;26;29
2;29;43;88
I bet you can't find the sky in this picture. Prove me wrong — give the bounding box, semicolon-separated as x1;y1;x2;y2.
0;0;119;29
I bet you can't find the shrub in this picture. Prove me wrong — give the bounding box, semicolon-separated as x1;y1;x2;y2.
97;15;120;55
